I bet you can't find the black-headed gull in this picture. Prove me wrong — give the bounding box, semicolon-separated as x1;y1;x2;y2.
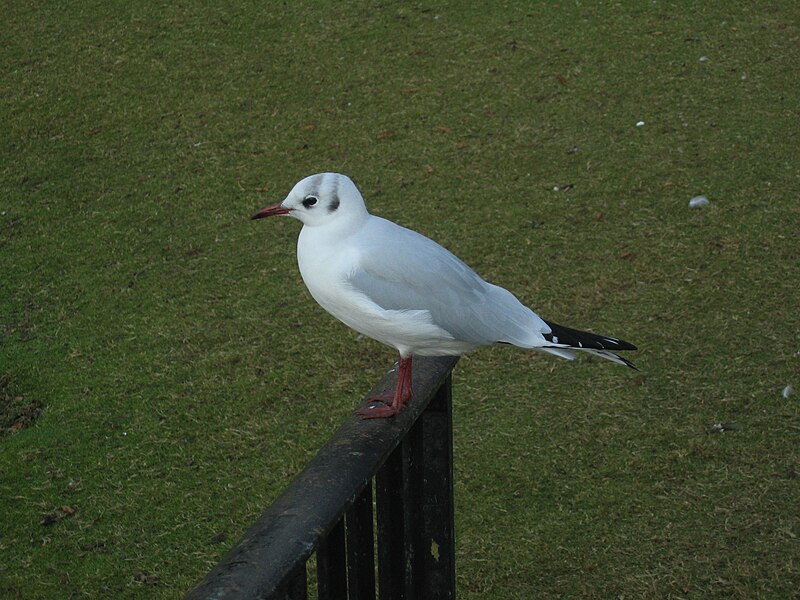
252;173;636;419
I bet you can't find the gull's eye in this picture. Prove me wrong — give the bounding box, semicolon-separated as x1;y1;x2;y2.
302;196;319;208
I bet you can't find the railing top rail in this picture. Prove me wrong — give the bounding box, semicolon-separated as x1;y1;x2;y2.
185;355;459;600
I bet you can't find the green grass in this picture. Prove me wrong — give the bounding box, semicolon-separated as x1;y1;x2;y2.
2;1;799;598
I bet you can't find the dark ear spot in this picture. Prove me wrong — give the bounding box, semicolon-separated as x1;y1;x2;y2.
328;195;340;213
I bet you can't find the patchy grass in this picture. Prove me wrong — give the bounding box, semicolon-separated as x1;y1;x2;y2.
1;1;798;598
0;375;42;436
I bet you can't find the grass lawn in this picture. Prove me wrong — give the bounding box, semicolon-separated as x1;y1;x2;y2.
2;1;798;598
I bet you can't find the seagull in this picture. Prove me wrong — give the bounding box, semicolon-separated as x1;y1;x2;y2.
252;173;636;419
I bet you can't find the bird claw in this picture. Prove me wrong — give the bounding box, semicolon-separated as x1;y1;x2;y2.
355;356;413;419
364;392;394;406
356;404;399;419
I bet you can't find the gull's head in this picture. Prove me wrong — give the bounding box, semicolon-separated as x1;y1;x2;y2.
251;173;368;228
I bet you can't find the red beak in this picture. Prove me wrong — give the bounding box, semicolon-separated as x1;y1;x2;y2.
251;203;292;220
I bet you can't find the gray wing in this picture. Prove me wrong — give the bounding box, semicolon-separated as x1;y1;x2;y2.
347;217;550;347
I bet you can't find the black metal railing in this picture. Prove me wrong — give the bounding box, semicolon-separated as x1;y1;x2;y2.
185;355;460;600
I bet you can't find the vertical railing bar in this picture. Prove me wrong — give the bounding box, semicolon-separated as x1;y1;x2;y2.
284;562;309;600
317;519;347;600
403;416;426;599
345;482;376;600
375;444;405;600
421;375;456;599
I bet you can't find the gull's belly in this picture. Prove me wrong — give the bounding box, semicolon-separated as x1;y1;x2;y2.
298;261;474;356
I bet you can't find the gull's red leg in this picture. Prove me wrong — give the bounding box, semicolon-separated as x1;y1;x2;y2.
357;355;413;419
361;357;409;405
398;355;413;406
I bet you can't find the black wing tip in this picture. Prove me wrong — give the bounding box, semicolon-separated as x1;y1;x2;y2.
616;354;639;370
543;320;637;352
613;339;638;352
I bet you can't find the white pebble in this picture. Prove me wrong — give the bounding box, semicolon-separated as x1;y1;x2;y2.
688;195;710;208
783;385;793;399
636;120;645;127
699;56;710;62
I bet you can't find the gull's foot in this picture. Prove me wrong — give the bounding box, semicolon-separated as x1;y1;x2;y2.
364;391;394;406
356;403;399;419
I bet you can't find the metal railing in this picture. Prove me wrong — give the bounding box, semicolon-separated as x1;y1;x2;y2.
185;355;460;600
